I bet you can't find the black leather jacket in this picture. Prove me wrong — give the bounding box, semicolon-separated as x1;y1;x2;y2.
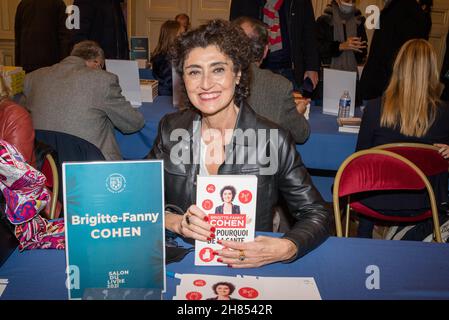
148;103;331;260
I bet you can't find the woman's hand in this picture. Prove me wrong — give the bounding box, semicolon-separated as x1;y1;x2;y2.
165;205;215;242
214;236;297;268
434;143;449;159
339;37;367;53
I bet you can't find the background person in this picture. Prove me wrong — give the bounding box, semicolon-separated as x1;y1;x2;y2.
72;0;129;60
316;0;367;72
22;41;144;161
150;20;183;96
356;39;449;238
230;0;320;91
0;75;35;167
234;16;310;144
359;0;429;101
175;13;191;33
149;20;331;268
15;0;71;73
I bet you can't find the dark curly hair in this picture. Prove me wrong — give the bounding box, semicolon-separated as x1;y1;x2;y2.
171;19;252;109
220;185;237;202
212;282;236;295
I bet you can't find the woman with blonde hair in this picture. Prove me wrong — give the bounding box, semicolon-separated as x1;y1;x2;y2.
355;39;449;238
0;74;35;167
150;20;183;96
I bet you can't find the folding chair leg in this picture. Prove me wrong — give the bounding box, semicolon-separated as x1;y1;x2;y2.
345;200;351;238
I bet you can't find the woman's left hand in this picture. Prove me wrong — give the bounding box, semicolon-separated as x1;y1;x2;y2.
434;143;449;159
214;236;297;268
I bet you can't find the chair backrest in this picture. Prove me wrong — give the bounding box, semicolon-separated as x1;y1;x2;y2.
34;130;105;207
333;149;442;241
373;143;449;176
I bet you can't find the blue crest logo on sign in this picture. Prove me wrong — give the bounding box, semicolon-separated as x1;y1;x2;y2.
106;173;126;193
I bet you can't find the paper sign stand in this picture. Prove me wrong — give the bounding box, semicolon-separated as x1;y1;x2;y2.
323;68;357;117
105;60;142;107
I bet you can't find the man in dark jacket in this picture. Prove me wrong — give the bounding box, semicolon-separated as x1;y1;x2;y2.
230;0;320;91
441;30;449;101
15;0;71;73
72;0;129;60
359;0;429;100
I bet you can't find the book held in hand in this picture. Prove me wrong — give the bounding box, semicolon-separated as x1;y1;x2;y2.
195;175;257;266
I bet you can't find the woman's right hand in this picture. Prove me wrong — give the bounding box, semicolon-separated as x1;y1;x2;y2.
339;37;367;53
434;143;449;159
166;205;215;242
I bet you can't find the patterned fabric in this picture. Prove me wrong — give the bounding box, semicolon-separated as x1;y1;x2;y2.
263;0;284;52
0;140;64;250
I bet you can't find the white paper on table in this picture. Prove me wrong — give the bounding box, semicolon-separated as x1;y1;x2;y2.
173;274;321;300
241;275;321;300
0;279;8;297
105;59;142;107
323;68;357;117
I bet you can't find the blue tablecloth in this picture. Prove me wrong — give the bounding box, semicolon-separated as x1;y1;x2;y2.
298;106;358;171
115;97;357;170
115;96;178;159
115;97;357;201
1;235;449;300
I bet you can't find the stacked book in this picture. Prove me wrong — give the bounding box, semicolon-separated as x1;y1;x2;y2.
140;79;158;102
1;66;25;95
337;117;361;134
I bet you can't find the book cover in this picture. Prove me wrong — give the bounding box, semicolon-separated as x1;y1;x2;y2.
63;161;165;300
130;37;149;52
195;175;257;266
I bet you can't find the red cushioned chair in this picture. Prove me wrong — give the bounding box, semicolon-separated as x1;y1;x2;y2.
333;149;443;242
373;143;449;177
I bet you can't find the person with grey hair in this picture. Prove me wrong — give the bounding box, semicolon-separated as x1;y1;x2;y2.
22;40;144;160
234;16;310;144
70;40;105;70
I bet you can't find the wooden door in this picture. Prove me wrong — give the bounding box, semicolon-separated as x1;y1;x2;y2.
429;0;449;70
0;0;20;65
133;0;190;53
131;0;230;53
190;0;230;27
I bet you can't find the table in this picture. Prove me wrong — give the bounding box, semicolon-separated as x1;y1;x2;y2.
115;97;358;200
1;235;449;300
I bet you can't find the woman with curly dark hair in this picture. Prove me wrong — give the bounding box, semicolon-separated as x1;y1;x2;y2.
215;185;240;214
148;19;331;268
